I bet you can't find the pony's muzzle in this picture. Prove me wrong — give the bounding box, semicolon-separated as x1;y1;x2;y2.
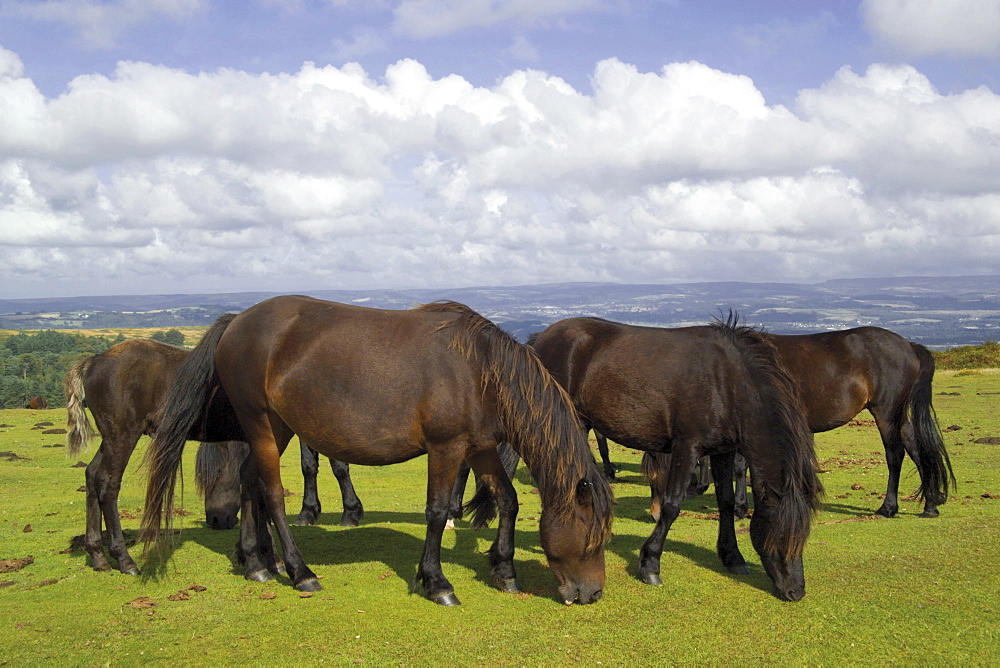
207;511;238;530
559;581;603;605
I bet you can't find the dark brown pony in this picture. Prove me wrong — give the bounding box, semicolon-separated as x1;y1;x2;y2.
64;339;245;575
529;316;823;602
27;396;48;409
141;296;613;606
641;327;955;519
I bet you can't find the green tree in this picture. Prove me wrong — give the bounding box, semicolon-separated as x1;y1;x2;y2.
151;329;185;346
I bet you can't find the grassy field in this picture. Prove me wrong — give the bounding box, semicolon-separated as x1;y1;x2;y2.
0;371;997;665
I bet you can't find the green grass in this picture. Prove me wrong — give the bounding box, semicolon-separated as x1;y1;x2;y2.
1;371;998;665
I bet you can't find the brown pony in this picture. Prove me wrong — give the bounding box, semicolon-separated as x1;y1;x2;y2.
141;296;613;606
27;396;48;409
64;339;245;575
639;327;954;520
529;316;823;602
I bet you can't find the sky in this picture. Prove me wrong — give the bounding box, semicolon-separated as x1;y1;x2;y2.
1;0;999;299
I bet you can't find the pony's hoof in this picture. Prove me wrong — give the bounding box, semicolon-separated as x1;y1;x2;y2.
270;561;287;576
431;591;461;606
496;577;521;594
639;572;662;586
294;516;316;526
338;516;361;528
919;510;940;518
120;566;141;576
295;578;323;592
246;569;274;583
873;506;896;518
728;564;751;576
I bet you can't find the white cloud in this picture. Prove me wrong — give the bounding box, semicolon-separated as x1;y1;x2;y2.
862;0;1000;57
1;50;999;296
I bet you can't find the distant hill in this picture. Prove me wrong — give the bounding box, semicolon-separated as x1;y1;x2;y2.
2;275;999;348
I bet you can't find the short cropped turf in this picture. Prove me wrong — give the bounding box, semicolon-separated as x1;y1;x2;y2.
0;370;997;665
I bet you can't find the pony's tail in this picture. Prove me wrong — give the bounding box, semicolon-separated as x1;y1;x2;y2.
908;343;956;505
64;358;95;458
140;314;237;555
464;441;522;529
718;315;823;561
640;451;668;483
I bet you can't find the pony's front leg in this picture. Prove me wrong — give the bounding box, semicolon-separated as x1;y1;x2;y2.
638;444;697;586
412;447;466;606
734;453;749;519
710;452;749;575
468;448;520;593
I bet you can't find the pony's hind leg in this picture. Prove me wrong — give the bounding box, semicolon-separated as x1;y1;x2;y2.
638;443;699;586
243;418;319;591
467;447;520;593
331;459;364;527
871;412;905;518
295;441;322;526
236;456;283;580
593;430;617;480
83;448;111;571
710;452;749;575
92;438;141;575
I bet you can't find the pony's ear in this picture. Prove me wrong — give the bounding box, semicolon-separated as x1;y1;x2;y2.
576;478;594;506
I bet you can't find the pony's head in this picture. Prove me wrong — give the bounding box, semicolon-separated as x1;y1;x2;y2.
749;501;806;602
194;441;248;530
539;471;611;605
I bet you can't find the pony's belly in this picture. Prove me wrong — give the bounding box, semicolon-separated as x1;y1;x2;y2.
297;437;426;467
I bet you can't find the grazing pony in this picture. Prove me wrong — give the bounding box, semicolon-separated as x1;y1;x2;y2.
64;339;244;575
27;396;48;410
529;316;823;602
141;297;613;606
642;327;955;520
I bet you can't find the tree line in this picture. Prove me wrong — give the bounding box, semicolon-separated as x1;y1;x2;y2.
0;329;185;409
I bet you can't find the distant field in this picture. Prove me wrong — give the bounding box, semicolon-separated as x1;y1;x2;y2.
0;326;210;346
0;371;997;664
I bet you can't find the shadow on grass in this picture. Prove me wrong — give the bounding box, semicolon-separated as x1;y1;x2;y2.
146;513;577;603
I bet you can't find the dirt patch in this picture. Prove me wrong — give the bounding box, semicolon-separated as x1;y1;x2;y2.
937;392;961;396
973;437;1000;445
847;418;876;427
818;456;884;472
982;492;999;499
0;451;30;462
128;596;158;609
945;424;963;431
42;428;67;435
0;556;35;573
71;461;88;468
818;514;883;525
34;422;54;427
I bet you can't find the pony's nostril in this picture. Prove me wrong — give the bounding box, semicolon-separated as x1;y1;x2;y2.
590;589;603;603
